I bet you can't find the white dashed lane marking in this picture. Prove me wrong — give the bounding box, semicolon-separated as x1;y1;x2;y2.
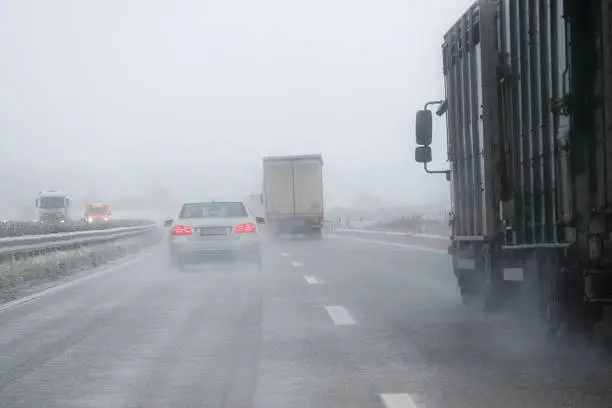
304;276;322;284
380;394;420;408
323;305;356;326
291;261;303;267
280;252;289;257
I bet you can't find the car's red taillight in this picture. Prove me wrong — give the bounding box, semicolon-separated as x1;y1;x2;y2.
235;223;256;233
172;225;192;235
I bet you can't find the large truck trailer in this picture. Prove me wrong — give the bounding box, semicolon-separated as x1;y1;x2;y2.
415;0;612;340
263;154;324;239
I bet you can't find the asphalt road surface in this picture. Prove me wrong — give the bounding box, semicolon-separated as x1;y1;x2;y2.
1;233;612;408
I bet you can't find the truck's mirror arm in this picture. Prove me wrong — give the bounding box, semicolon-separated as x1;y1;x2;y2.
415;99;451;181
424;162;451;181
435;100;448;116
423;100;446;111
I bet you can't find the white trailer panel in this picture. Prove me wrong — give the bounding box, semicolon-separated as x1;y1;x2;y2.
293;159;323;216
263;160;295;217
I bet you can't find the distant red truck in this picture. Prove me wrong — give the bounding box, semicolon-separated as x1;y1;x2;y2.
84;202;111;223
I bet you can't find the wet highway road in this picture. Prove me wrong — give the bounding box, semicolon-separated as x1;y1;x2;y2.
1;233;612;408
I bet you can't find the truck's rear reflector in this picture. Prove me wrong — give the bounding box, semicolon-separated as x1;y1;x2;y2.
235;223;256;233
172;225;192;235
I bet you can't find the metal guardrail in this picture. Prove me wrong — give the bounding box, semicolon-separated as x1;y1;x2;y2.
0;224;156;258
0;219;154;238
323;222;337;233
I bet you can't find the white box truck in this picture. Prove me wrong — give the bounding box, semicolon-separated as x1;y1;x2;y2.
263;154;324;239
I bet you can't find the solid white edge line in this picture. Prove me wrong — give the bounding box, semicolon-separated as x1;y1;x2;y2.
347;236;447;255
380;393;419;408
304;276;322;284
291;261;303;267
324;305;356;325
0;250;157;314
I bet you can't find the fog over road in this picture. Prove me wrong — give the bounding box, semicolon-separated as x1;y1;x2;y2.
0;234;610;408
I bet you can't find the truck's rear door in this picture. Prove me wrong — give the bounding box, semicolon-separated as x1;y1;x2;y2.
263;160;295;217
293;159;323;217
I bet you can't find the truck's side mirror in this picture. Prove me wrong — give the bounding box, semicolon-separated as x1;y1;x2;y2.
415;110;433;146
35;199;40;207
415;146;432;163
255;217;265;224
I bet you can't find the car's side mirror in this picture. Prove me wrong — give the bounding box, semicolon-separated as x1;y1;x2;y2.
415;146;432;163
415;109;433;146
163;218;173;227
255;217;265;224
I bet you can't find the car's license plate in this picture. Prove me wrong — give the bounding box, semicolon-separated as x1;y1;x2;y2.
197;227;228;236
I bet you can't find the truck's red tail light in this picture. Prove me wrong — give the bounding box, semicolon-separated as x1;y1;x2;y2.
235;223;256;233
172;225;192;235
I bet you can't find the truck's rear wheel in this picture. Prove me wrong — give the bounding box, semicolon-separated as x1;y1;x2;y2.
460;291;481;307
310;229;322;240
539;253;600;346
456;268;484;307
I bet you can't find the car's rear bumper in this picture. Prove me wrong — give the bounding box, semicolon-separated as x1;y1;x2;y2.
169;236;260;258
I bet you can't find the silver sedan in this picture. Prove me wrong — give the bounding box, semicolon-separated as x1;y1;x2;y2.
165;201;264;269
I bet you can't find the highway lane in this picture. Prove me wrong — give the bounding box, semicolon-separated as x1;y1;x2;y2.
276;235;612;408
0;235;611;407
334;228;449;253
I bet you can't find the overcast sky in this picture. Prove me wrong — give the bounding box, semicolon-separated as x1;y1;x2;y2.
0;0;475;211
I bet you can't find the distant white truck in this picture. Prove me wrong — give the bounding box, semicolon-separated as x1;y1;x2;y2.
35;190;71;224
263;154;324;239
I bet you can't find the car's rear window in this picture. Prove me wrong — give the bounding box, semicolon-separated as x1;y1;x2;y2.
179;202;248;219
